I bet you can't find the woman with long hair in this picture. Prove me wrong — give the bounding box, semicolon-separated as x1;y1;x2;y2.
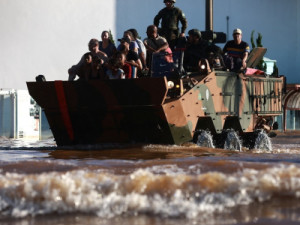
99;30;117;58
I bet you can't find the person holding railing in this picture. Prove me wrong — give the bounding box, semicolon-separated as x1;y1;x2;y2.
143;25;171;76
223;28;250;72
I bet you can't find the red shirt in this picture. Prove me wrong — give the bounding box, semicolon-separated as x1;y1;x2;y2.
122;63;132;79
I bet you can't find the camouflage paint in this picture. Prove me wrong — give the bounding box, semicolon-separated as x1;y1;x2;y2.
27;71;284;146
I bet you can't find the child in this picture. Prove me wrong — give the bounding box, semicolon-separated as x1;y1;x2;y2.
115;51;132;79
105;57;125;79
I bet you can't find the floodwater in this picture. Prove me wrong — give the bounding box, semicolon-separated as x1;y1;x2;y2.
0;132;300;225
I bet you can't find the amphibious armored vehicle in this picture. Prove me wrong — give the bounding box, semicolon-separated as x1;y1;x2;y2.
26;0;285;149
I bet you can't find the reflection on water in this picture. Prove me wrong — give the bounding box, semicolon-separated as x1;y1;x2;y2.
0;133;300;225
0;136;56;149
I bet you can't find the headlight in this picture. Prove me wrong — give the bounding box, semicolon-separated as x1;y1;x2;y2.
198;58;211;74
168;81;175;89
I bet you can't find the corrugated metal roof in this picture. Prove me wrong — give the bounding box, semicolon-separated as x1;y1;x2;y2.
286;91;300;110
283;84;300;110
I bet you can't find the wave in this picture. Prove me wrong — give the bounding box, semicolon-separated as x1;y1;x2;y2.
0;164;300;219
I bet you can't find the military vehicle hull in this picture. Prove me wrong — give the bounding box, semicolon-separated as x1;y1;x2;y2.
27;71;284;147
27;0;284;148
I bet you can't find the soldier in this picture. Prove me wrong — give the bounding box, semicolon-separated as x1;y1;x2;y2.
154;0;187;50
184;29;208;72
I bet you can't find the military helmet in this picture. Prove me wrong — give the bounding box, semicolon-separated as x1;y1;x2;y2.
188;29;201;39
164;0;176;3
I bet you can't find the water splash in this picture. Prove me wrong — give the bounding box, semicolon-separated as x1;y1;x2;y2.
254;130;272;151
1;165;300;219
196;131;215;148
224;130;242;151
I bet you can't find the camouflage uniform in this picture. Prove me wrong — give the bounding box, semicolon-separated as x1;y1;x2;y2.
154;6;187;49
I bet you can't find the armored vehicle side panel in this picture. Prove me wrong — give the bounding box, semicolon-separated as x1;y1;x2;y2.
27;71;284;147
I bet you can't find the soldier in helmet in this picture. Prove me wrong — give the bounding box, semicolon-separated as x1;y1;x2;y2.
154;0;187;50
183;29;208;72
184;29;223;72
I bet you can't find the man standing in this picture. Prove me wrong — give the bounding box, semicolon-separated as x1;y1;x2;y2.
154;0;187;50
223;28;250;72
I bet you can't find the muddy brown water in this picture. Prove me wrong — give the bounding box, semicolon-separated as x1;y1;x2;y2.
0;131;300;225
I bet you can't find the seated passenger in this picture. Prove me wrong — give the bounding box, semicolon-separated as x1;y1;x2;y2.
143;25;170;74
118;37;142;78
117;31;139;54
205;40;224;70
115;51;132;79
99;30;117;58
68;39;108;80
183;29;209;72
223;28;250;72
105;57;125;79
128;28;147;71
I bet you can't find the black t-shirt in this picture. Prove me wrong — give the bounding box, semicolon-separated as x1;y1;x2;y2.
126;50;139;61
184;40;209;69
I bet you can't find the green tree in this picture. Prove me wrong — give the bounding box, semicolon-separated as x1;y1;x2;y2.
250;30;256;49
272;63;279;76
251;30;266;71
256;32;263;47
108;30;115;45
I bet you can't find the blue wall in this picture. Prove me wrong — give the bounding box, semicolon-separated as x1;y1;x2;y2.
0;0;299;90
116;0;300;83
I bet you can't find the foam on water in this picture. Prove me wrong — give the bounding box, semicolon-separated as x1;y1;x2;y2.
0;135;300;223
0;137;56;150
224;130;242;151
254;130;272;151
1;164;300;219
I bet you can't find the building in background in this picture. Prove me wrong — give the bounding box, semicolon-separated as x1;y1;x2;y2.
0;0;299;139
280;84;300;131
0;89;52;140
0;0;299;89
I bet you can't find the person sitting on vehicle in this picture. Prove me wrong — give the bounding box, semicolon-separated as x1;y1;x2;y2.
183;29;209;72
118;37;142;78
128;28;147;73
117;30;139;54
223;28;250;72
184;29;224;71
68;38;108;80
99;30;116;58
143;25;170;74
105;57;125;79
115;51;132;79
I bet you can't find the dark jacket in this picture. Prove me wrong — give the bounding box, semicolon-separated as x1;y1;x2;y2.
154;6;187;33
